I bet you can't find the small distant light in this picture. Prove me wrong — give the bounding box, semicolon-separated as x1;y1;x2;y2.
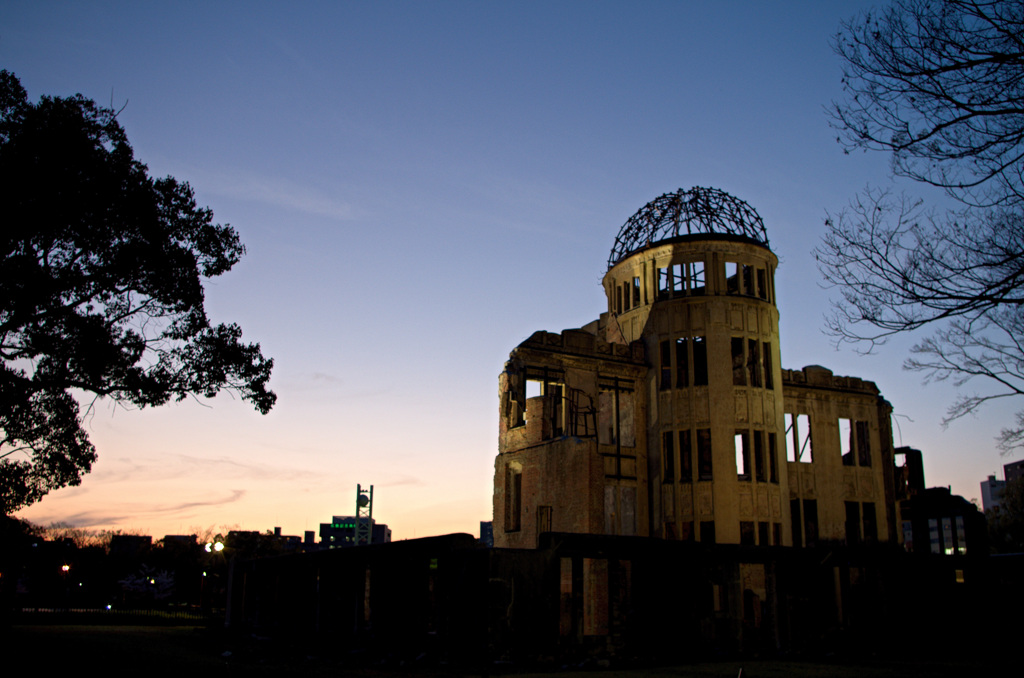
214;542;224;552
205;543;212;553
149;578;155;585
106;604;112;610
61;565;70;572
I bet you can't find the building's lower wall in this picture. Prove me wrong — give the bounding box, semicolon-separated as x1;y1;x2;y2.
226;533;1015;666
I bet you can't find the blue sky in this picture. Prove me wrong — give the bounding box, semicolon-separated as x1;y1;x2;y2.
4;1;1014;538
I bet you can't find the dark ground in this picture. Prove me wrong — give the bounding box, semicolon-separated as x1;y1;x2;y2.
2;625;1009;677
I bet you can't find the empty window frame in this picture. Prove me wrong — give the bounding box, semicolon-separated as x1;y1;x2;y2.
679;429;693;483
762;342;774;388
845;501;861;545
632;276;641;307
598;377;635;448
785;412;813;463
693;336;709;385
660;340;672;390
840;418;872;467
505;465;522;532
768;432;778;483
747;339;762;387
697;428;713;480
753;430;766;482
662;430;675;483
740;521;756;546
675;338;690;387
735;430;751;480
863;502;877;544
756;268;768;300
732;338;746;385
758;521;769;546
656;261;706;298
725;261;740;294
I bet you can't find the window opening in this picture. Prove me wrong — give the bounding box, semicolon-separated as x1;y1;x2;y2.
735;431;750;480
856;421;871;466
732;337;746;385
845;501;861;545
693;336;709;385
785;412;812;462
679;429;693;482
763;342;773;388
756;268;767;300
672;263;685;294
675;337;690;387
725;261;739;294
790;499;802;548
863;503;877;544
768;432;778;482
740;521;755;545
840;418;854;466
754;430;766;482
742;264;754;296
700;520;716;544
660;340;672;390
505;465;522;532
697;428;713;480
662;430;675;483
632;276;641;306
747;339;761;387
803;499;819;547
689;261;706;295
758;521;769;546
657;267;670;300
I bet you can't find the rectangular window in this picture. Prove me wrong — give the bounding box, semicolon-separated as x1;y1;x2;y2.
773;522;782;546
689;261;706;295
785;412;812;463
615;285;623;314
693;336;708;385
942;517;954;555
657;267;670;300
660;340;672;390
790;498;802;548
742;264;754;296
747;339;761;387
622;281;631;310
732;337;746;385
700;520;716;544
803;499;819;547
662;430;675;483
671;263;685;294
632;276;641;306
740;521;755;546
505;466;522;532
679;429;693;483
762;342;773;388
845;501;861;545
753;430;766;482
758;521;769;546
756;268;767;300
675;338;689;388
856;421;871;467
955;515;966;554
863;502;877;544
725;261;739;294
735;430;750;480
768;432;778;483
697;428;713;480
840;418;854;466
538;505;552;535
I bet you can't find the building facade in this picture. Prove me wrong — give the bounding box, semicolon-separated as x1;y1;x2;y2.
494;187;899;550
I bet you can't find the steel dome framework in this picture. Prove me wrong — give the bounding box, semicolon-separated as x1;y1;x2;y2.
608;187;769;269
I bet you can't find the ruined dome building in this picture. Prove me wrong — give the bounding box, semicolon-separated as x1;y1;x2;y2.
495;187;897;550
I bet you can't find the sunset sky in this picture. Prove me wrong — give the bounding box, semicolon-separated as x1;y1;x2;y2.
4;1;1017;540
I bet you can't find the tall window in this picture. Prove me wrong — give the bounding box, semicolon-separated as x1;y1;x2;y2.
662;430;675;483
697;428;713;480
679;429;693;483
785;412;812;462
693;336;708;385
505;465;522;532
675;338;690;387
735;430;750;480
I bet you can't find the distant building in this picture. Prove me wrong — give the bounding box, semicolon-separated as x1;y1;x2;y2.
981;475;1005;512
1005;458;1024;483
319;516;391;548
900;486;986;555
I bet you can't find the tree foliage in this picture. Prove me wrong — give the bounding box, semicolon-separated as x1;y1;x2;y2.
819;1;1024;450
0;71;275;513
